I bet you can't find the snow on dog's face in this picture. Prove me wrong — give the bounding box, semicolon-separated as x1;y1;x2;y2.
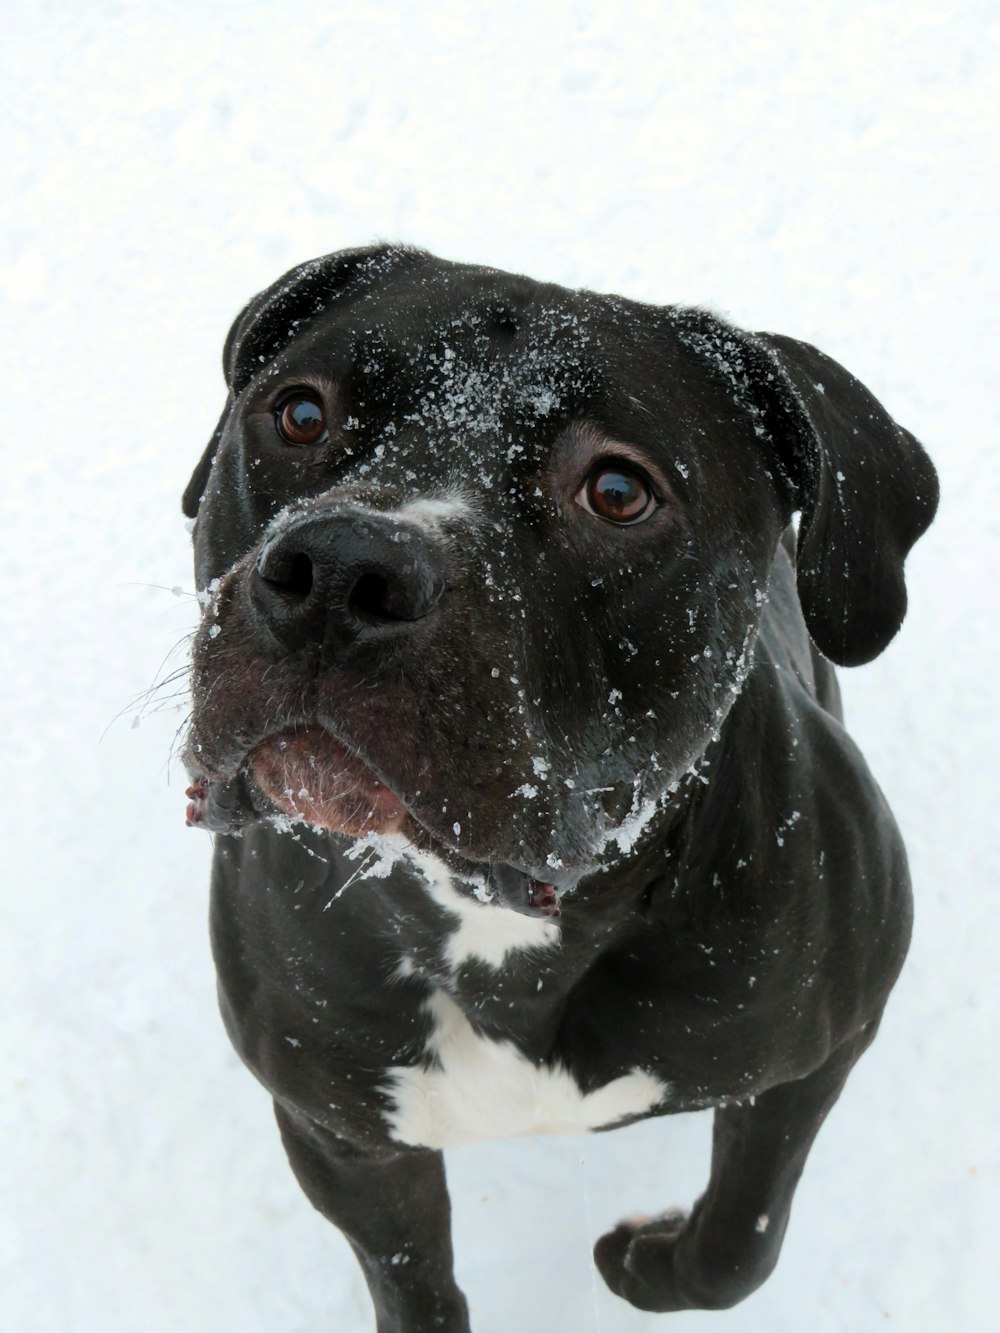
182;246;792;889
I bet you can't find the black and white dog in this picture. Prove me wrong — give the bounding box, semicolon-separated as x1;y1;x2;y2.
182;246;937;1329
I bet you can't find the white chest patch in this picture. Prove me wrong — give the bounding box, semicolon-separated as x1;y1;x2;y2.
406;848;561;970
382;989;668;1150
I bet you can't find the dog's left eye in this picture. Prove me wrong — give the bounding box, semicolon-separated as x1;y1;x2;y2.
576;461;657;525
276;392;329;446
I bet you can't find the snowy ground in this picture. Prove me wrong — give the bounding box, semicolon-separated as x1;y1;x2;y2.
3;3;998;1330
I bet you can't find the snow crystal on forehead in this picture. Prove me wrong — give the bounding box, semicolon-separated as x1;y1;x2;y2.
401;349;563;443
396;304;595;445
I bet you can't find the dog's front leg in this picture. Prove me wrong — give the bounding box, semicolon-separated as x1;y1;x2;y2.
274;1104;471;1333
593;1029;873;1312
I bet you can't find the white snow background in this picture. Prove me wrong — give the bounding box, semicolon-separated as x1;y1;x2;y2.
3;3;998;1330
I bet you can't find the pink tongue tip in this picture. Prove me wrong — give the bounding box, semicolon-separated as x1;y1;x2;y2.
527;879;561;917
185;779;208;826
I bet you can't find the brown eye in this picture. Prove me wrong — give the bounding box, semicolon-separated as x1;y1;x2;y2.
578;462;657;524
276;392;328;446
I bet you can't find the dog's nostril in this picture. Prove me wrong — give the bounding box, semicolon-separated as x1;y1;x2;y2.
259;549;314;598
283;553;314;597
349;572;394;621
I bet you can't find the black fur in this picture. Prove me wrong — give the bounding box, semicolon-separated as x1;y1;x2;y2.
183;246;937;1328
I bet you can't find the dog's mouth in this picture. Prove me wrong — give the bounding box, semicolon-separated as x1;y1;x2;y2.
248;724;409;838
185;723;408;835
184;725;563;918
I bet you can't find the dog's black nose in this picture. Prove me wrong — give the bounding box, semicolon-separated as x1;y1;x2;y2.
251;510;446;652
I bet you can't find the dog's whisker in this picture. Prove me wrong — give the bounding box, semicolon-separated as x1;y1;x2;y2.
137;692;191;717
116;581;198;599
102;672;192;740
161;713;193;780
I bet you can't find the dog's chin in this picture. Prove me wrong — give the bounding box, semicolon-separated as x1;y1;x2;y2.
191;724;571;915
249;725;409;838
189;721;583;900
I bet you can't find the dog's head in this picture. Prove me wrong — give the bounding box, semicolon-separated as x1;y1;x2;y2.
183;245;936;892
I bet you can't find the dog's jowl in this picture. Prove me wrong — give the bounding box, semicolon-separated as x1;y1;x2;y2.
182;246;937;1328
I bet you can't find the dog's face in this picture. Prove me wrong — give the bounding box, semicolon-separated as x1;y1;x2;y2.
184;246;936;892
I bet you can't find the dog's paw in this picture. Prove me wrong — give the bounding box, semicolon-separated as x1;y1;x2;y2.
594;1206;768;1313
593;1209;697;1312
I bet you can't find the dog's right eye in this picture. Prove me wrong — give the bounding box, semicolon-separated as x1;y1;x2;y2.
576;461;658;525
276;393;329;446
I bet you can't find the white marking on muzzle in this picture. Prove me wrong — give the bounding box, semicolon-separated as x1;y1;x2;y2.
397;493;475;529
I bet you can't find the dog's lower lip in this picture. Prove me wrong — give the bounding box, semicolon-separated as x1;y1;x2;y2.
247;724;409;836
188;731;579;891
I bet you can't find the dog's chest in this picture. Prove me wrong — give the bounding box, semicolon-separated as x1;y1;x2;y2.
380;987;667;1149
368;848;668;1148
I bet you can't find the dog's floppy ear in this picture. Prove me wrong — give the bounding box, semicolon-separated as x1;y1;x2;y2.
744;332;939;667
182;399;231;520
182;243;427;519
